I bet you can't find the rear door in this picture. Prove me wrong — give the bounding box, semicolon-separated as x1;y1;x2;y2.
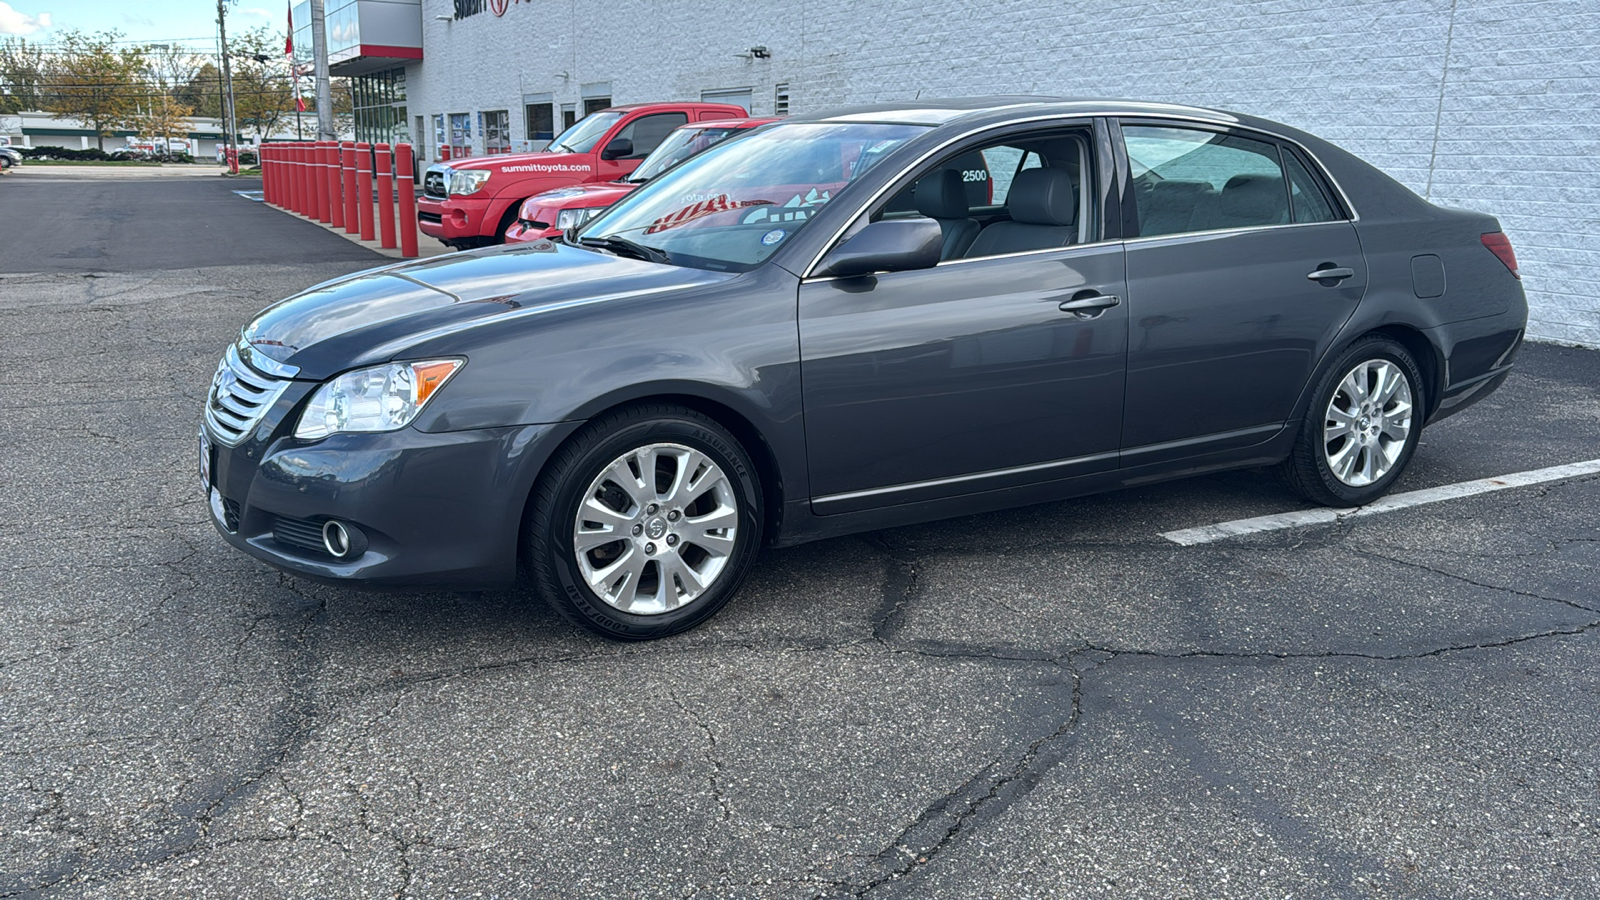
1115;120;1365;465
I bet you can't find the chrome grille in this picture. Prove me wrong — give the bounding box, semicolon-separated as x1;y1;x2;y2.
205;342;291;446
424;169;447;199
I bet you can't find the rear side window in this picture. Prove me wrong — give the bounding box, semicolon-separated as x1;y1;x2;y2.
1124;125;1290;236
1283;151;1338;224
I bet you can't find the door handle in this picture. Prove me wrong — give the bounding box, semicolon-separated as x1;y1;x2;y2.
1059;293;1121;316
1306;266;1355;282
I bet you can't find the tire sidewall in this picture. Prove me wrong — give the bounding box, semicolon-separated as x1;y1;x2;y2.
1306;339;1425;505
540;413;762;639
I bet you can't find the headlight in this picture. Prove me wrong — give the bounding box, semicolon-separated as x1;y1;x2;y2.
294;360;463;440
555;206;604;230
448;169;492;195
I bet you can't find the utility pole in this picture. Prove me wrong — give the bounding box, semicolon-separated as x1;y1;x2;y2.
216;0;240;173
310;0;335;140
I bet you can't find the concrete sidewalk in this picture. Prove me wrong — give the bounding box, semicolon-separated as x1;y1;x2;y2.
270;199;451;260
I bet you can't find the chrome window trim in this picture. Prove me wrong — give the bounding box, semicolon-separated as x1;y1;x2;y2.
800;237;1122;284
1121;217;1361;247
1115;113;1360;224
798;107;1361;279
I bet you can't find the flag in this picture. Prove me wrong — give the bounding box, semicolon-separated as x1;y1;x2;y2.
285;3;294;55
287;4;305;111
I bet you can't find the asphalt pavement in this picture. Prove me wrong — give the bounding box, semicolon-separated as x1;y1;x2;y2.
1;169;1598;899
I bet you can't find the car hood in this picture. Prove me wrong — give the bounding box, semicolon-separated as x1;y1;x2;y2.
441;151;598;180
522;182;636;213
241;242;734;378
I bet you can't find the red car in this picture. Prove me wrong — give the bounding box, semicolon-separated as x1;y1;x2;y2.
418;102;746;249
505;117;779;244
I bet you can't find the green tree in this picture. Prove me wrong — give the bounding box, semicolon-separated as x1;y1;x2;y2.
0;37;47;113
45;30;147;150
226;26;295;142
177;62;224;119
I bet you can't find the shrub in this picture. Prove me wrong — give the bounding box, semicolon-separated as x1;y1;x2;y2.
20;146;116;161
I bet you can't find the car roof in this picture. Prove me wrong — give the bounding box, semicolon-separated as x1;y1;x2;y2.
683;117;784;130
793;96;1243;128
605;102;750;113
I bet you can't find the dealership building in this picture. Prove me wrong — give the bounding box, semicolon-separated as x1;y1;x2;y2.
295;0;1597;346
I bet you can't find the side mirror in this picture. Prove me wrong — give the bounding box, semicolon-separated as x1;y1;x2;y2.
813;218;944;278
600;137;634;161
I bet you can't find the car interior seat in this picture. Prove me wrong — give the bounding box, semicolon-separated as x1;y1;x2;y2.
914;169;981;259
963;167;1077;257
1212;173;1289;229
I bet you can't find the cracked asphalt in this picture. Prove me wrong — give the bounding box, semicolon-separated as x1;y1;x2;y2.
2;172;1599;899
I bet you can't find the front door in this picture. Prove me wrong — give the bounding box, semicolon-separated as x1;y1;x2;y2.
800;245;1128;513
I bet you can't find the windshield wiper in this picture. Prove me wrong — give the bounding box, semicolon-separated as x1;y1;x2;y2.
578;235;672;265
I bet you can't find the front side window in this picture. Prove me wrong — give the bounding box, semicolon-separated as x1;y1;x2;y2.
548;111;624;155
1124;125;1290;236
612;113;689;160
871;128;1093;261
580;122;928;271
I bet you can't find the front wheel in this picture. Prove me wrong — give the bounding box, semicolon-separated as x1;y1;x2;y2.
526;405;763;640
1283;336;1426;507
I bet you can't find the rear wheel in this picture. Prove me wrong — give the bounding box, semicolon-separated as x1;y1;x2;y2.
526;404;763;640
1284;336;1425;507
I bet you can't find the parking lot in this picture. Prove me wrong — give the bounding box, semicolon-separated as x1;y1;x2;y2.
2;169;1598;898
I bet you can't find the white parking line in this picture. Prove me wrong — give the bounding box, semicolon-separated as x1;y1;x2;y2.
1162;458;1600;546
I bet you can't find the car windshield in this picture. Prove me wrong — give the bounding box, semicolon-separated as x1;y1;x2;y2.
547;111;623;154
579;122;928;271
626;125;744;183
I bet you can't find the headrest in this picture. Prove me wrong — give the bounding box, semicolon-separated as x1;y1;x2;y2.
915;169;970;220
1007;168;1077;226
1219;174;1286;225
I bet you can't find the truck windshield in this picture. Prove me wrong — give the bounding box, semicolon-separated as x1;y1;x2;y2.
547;111;624;154
626;126;743;183
578;122;928;272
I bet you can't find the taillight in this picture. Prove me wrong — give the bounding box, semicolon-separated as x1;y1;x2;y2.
1481;232;1520;279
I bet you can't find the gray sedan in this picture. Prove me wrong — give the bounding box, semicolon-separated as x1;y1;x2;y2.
203;98;1527;639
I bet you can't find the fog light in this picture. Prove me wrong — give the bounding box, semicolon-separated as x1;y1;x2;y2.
322;520;366;558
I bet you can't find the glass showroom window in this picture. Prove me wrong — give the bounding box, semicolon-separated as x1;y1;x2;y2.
448;113;472;159
432;114;445;160
483;110;511;155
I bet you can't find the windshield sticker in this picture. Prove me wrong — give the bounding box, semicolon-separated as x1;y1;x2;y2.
645;194;775;234
761;229;786;246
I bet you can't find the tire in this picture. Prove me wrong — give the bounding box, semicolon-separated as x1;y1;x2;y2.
1283;335;1426;507
526;404;764;640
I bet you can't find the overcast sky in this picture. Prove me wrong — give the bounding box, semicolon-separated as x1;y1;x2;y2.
0;0;280;47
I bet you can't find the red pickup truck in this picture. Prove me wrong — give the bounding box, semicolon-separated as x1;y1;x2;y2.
418;101;747;249
504;117;779;244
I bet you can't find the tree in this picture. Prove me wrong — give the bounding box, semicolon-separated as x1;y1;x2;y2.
226;26;295;142
0;36;47;113
45;30;145;150
132;98;194;159
176;62;224;119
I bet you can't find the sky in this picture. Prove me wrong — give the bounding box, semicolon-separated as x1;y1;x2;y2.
0;0;281;48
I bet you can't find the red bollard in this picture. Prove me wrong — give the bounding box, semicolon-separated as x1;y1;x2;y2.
375;143;397;250
266;145;278;206
341;143;360;235
321;142;338;226
396;143;419;258
296;143;310;216
289;144;301;214
356;143;375;242
318;141;334;224
328;144;344;229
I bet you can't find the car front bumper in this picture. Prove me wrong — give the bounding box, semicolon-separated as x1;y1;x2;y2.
205;420;579;589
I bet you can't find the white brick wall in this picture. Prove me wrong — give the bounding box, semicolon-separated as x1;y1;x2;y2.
406;0;1599;346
